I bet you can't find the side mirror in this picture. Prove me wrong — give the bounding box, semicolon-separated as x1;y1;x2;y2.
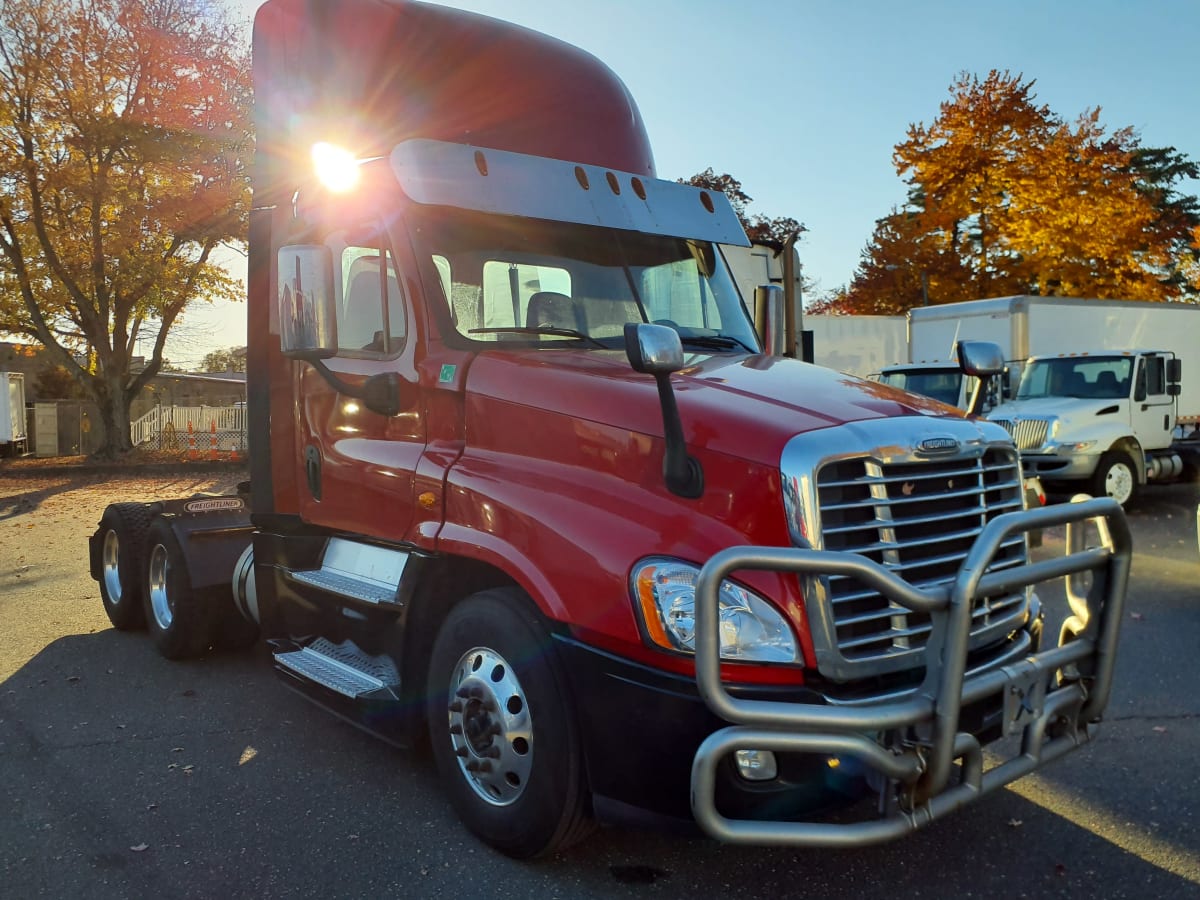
956;340;1005;377
753;284;785;357
624;322;684;374
278;244;337;359
1167;357;1182;384
957;340;1005;417
624;323;702;499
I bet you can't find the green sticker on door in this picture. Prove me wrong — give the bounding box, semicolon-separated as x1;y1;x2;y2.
439;364;457;384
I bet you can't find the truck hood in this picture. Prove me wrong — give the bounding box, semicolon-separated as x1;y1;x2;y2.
466;350;962;467
988;396;1125;423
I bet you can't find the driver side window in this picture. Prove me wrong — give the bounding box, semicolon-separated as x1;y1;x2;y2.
336;239;406;356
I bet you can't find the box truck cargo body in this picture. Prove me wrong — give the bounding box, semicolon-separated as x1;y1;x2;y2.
804;314;906;378
0;372;28;454
909;295;1200;393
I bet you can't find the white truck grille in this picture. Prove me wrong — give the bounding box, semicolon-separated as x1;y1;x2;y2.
991;417;1050;451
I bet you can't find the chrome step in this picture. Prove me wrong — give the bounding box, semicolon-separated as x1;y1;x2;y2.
287;538;409;605
289;568;397;604
274;638;400;699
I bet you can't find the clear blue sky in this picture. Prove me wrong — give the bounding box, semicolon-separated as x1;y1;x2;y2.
174;0;1200;364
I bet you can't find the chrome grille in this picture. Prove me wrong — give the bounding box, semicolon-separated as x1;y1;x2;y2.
815;446;1028;671
991;417;1050;450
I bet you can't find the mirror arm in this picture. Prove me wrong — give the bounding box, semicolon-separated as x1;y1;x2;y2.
307;359;405;416
652;373;704;499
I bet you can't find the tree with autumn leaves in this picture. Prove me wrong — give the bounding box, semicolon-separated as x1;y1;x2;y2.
0;0;251;457
840;71;1200;314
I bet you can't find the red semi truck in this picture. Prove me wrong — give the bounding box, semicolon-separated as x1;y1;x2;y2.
89;0;1131;858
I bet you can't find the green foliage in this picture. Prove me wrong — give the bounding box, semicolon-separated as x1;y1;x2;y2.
201;347;246;373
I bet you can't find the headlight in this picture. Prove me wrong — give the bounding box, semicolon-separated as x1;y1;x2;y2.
1058;441;1096;452
631;558;799;663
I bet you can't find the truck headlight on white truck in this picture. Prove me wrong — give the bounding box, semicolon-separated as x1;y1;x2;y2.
632;558;799;663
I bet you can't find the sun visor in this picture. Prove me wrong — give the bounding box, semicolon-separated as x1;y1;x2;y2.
389;139;750;246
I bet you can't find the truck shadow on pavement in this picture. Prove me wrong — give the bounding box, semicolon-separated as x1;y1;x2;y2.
2;631;1197;898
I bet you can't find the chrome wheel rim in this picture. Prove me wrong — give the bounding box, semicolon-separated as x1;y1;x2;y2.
102;529;124;604
147;543;174;630
446;646;532;807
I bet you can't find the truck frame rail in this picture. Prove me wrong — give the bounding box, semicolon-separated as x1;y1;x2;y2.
691;496;1129;847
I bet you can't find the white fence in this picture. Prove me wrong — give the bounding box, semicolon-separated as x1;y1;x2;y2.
131;404;247;453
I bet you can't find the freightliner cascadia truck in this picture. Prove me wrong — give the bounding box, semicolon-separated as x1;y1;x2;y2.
88;0;1131;858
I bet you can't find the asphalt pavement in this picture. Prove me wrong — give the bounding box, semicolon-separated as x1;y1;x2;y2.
1;476;1197;898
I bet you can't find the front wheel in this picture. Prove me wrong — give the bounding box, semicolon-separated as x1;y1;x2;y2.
1090;450;1138;507
426;588;592;858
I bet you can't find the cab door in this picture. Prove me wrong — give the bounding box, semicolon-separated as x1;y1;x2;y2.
295;217;426;543
1132;353;1175;452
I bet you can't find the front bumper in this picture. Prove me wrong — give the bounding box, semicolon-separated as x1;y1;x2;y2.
690;497;1129;847
555;638;865;828
1020;449;1102;480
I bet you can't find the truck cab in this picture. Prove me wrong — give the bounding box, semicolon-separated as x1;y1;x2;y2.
878;360;977;408
988;350;1182;505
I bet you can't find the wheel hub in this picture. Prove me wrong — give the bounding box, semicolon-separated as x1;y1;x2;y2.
1105;463;1133;504
102;529;124;604
446;647;532;807
147;543;175;630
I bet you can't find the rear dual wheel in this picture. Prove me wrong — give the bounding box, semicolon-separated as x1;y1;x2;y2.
142;519;217;660
98;504;152;631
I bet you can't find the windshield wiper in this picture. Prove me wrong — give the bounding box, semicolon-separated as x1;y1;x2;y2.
678;334;755;353
468;326;608;349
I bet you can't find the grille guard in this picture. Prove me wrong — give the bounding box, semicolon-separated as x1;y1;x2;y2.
690;496;1130;847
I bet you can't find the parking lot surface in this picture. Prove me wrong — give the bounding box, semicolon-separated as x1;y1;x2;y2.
1;471;1197;898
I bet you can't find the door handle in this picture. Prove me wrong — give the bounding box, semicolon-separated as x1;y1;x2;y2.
304;444;322;501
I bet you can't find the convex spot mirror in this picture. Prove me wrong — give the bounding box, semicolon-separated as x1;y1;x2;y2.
278;244;337;359
956;340;1005;377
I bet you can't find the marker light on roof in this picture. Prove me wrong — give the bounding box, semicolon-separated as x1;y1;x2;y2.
312;142;360;193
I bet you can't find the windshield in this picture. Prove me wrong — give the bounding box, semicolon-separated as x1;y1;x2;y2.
1017;356;1132;400
878;368;969;407
407;207;759;351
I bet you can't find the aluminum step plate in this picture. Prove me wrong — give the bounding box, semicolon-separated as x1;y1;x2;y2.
274;640;397;699
290;567;397;604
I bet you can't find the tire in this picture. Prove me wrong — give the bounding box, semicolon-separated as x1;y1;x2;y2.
97;504;153;631
1090;450;1138;507
426;588;593;858
142;518;216;660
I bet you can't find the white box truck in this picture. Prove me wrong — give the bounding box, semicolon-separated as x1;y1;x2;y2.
1;372;28;456
906;296;1200;506
881;295;1200;411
